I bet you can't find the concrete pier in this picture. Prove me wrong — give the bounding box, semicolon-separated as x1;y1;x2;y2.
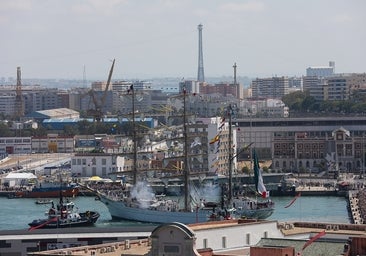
348;190;365;224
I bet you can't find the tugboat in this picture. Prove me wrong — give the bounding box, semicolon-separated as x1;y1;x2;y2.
28;197;100;230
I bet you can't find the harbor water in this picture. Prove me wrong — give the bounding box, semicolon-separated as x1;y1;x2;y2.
0;195;350;231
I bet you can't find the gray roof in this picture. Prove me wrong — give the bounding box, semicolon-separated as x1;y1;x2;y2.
5;172;37;179
255;238;347;256
37;108;79;117
28;108;80;119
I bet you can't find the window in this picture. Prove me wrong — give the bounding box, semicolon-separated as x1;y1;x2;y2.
164;245;180;253
246;233;250;245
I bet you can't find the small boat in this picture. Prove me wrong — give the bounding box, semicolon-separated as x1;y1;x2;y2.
28;198;100;230
35;199;53;205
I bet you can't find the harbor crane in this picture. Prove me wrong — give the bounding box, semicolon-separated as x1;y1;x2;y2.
87;59;115;122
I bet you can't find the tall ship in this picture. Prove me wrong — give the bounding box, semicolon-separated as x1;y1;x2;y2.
231;149;275;219
97;87;273;223
218;104;274;220
97;88;225;224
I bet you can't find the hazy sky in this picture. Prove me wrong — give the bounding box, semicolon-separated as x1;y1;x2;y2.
1;0;365;80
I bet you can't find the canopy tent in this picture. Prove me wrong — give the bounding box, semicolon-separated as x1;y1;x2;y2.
86;176;113;183
88;176;102;181
3;172;37;187
5;172;37;180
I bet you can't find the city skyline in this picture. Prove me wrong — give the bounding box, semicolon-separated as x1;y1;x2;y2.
0;0;365;80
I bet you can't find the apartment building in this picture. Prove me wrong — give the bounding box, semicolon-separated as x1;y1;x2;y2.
251;76;289;99
306;61;335;77
303;73;366;101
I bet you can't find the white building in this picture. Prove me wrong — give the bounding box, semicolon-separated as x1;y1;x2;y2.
71;153;125;178
200;117;238;175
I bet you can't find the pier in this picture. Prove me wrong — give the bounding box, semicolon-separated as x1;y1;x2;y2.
348;190;366;224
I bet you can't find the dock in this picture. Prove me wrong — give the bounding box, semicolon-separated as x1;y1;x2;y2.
348;190;365;224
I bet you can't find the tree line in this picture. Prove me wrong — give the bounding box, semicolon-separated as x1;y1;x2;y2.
282;91;366;116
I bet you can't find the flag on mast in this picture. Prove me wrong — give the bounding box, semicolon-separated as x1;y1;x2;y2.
209;135;220;144
253;149;268;198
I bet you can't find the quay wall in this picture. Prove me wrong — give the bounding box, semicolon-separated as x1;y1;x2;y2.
348;190;365;224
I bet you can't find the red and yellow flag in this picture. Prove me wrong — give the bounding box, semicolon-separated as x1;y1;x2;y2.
209;135;220;144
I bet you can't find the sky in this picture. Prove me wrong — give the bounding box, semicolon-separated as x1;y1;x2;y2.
0;0;365;80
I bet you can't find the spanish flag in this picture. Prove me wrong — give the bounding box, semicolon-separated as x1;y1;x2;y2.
209;135;220;144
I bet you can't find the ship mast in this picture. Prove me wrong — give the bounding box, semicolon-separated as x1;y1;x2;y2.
131;85;137;185
183;88;189;211
228;104;233;205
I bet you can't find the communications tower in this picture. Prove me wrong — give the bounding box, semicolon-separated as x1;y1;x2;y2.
15;67;24;120
197;24;205;83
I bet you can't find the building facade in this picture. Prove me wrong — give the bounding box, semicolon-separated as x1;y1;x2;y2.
251;76;289;99
235;116;366;161
306;61;335;77
71;153;125;178
0;137;32;154
31;134;74;153
272;127;366;173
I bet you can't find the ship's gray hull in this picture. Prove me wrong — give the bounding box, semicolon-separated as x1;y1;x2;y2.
100;196;212;224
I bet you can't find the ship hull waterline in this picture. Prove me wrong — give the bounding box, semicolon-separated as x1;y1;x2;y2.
100;196;214;224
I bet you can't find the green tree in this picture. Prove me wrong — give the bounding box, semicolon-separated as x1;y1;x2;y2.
0;123;13;137
242;166;250;175
63;125;79;136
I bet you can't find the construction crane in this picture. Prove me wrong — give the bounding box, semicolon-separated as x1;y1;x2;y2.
87;59;115;122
